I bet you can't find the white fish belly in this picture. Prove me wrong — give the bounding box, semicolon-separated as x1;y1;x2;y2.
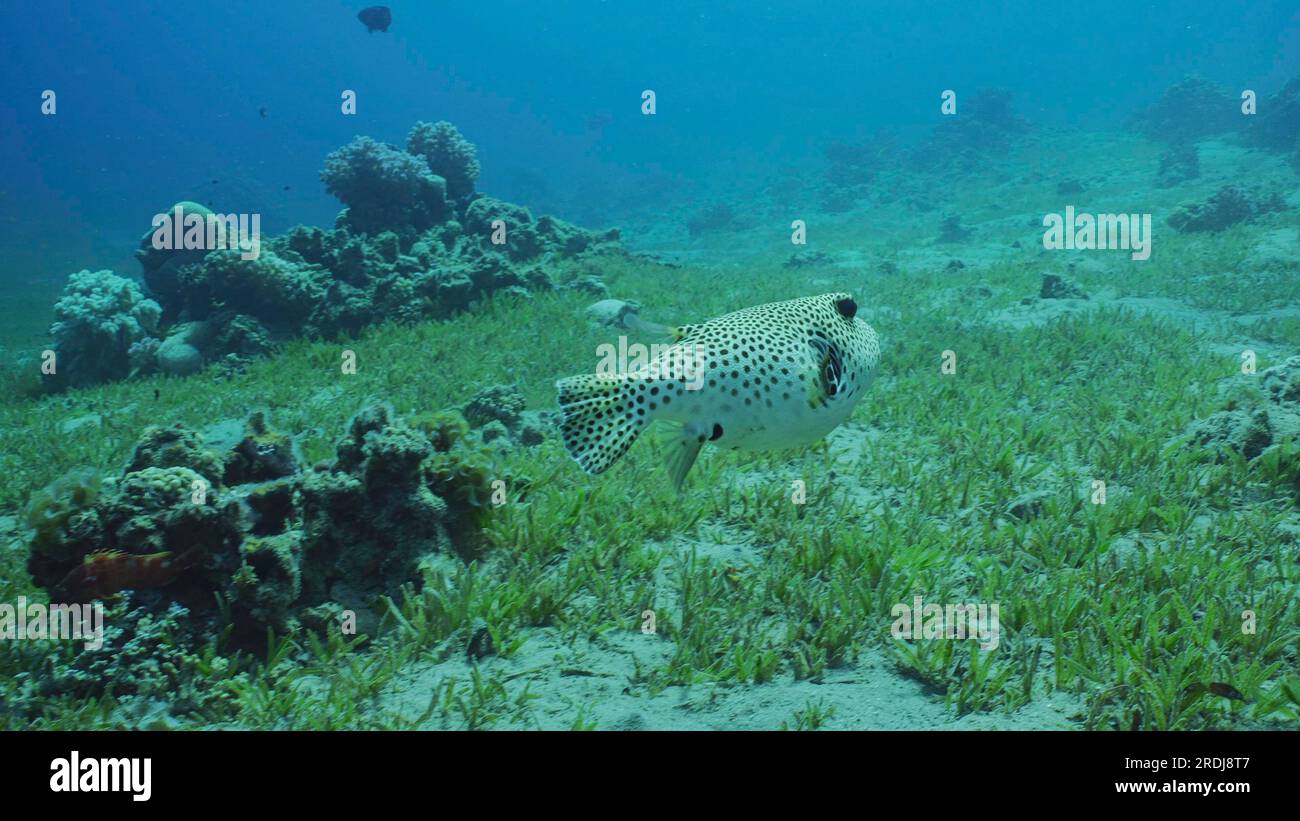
654;382;856;451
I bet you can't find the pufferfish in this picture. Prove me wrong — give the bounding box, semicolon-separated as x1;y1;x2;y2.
555;292;881;489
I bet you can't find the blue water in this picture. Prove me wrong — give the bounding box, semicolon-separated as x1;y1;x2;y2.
2;1;1296;283
3;0;1300;737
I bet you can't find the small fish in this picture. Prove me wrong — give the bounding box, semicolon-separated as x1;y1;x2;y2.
357;5;392;33
1185;682;1246;701
585;112;614;131
283;185;291;191
258;106;267;118
56;548;200;600
556;292;881;489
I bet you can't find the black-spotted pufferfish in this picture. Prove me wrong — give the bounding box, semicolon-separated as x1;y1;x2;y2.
555;292;881;489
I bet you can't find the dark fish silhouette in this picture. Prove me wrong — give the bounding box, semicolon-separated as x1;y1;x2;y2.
1185;682;1246;701
259;106;267;118
357;6;391;33
585;112;614;131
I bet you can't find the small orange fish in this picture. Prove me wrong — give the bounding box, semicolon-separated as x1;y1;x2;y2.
57;548;199;600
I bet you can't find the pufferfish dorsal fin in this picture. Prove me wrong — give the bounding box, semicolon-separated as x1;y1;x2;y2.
624;312;694;344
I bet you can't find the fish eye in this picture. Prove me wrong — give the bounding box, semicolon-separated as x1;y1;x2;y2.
835;297;857;319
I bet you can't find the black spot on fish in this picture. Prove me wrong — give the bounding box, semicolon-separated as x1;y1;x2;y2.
357;5;391;33
709;423;724;441
835;297;857;319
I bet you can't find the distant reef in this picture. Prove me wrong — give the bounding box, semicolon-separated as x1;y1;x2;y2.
1129;75;1300;154
43;121;622;391
1129;75;1300;184
819;88;1032;212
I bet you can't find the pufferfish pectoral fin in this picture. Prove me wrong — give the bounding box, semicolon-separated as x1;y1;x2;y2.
658;420;709;492
805;334;844;410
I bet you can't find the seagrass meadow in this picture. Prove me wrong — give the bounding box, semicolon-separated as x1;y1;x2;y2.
1;2;1298;732
3;182;1299;728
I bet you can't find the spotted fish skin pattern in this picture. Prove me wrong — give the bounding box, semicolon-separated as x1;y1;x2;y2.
556;292;881;484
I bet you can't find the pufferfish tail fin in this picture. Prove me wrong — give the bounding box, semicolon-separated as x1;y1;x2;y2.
555;374;646;475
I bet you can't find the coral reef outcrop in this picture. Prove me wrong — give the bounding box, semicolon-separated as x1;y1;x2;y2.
135;201;223;313
47;270;162;390
911;89;1029;171
1243;76;1300;153
1129;77;1237;143
1167;185;1284;233
406;120;481;203
21;399;540;649
44;122;621;388
1179;358;1300;481
322;135;452;236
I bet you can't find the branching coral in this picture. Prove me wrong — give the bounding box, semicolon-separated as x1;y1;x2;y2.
176;249;328;327
126;424;225;487
48;269;162;390
463;384;526;429
30;601;218;720
321;136;452;235
406;120;481;202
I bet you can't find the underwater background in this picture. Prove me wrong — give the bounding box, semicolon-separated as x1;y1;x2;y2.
0;1;1298;729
